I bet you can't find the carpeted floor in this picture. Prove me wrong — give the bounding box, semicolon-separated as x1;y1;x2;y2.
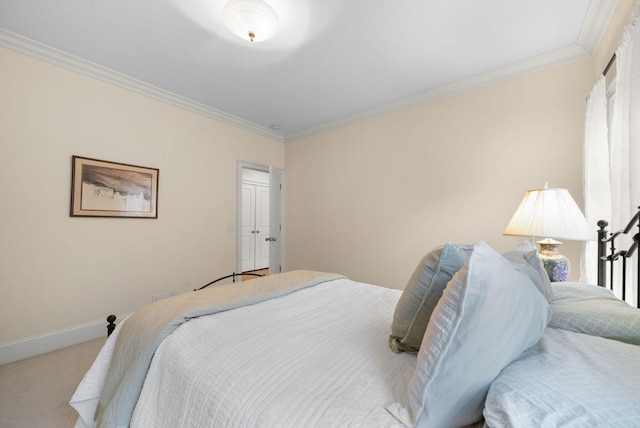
0;338;105;428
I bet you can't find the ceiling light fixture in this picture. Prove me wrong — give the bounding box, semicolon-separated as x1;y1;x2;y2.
223;0;279;43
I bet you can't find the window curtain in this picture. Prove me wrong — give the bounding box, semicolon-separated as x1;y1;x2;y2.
581;76;609;285
610;3;640;231
583;1;640;305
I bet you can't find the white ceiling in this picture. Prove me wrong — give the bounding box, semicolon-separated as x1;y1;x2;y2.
0;0;617;142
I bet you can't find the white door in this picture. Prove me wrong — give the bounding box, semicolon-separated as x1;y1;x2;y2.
240;183;256;272
269;166;284;274
236;162;285;276
255;184;270;269
241;182;270;272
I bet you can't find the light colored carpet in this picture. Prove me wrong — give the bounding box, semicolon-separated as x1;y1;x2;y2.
0;337;105;428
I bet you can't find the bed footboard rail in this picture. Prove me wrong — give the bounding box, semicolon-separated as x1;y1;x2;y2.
597;207;640;308
105;272;267;336
194;271;265;291
107;314;116;336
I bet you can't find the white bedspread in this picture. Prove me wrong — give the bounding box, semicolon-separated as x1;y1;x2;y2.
74;278;415;427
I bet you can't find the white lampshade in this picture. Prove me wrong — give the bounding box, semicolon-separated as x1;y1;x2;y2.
223;0;279;42
503;186;595;241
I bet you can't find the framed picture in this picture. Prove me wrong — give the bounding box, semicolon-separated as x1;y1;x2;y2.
71;156;159;218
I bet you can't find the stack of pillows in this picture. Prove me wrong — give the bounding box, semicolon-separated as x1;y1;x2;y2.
385;240;552;427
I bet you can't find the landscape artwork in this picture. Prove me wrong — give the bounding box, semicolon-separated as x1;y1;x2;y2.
71;156;159;218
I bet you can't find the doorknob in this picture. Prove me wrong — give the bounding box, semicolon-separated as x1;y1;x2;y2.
265;237;277;242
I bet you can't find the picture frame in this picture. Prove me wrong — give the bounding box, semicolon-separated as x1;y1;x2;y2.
70;156;159;218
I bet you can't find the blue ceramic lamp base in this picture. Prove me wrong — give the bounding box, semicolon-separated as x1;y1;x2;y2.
537;238;570;282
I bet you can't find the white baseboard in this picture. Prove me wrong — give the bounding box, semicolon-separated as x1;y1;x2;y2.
0;315;128;365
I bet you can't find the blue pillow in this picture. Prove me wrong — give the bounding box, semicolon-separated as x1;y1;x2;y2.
387;241;549;427
550;282;640;345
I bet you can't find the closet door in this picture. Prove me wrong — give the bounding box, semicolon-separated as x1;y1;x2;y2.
241;183;256;272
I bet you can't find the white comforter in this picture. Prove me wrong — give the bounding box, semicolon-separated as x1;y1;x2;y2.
73;278;416;427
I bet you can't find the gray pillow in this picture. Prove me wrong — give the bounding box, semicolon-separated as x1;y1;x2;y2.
389;243;473;353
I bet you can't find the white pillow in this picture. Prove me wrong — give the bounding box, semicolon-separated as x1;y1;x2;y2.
484;328;640;428
388;241;549;428
502;239;553;301
549;282;640;345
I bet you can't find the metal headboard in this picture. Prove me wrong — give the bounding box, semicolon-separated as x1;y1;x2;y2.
597;207;640;308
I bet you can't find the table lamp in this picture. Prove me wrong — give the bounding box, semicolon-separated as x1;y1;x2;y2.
503;183;595;282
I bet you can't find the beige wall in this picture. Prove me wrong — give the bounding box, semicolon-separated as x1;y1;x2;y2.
1;0;636;360
285;57;594;289
284;0;638;290
0;47;284;346
593;0;637;80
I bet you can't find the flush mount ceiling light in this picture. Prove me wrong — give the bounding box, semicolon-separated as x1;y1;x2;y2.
223;0;279;43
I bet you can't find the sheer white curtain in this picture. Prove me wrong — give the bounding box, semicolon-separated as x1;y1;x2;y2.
582;76;610;285
610;4;640;231
583;1;640;305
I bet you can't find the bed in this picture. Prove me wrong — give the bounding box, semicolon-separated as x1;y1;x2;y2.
71;219;640;428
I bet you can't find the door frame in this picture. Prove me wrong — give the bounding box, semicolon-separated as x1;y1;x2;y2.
236;161;285;275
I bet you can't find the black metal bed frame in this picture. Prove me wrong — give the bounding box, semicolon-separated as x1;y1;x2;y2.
105;211;640;336
193;272;265;291
597;207;640;308
105;272;265;336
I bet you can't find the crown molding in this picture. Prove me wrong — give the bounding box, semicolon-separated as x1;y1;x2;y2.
0;29;284;143
0;26;597;145
285;44;590;142
577;0;619;53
